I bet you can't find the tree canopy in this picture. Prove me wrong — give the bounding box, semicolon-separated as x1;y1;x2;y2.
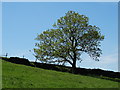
34;11;104;73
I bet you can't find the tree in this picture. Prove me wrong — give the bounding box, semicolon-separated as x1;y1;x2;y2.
34;11;104;73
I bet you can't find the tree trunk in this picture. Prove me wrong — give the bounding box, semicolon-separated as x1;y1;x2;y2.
72;59;76;74
34;59;37;67
72;45;77;73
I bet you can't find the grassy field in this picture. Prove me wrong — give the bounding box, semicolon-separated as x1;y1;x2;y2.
2;59;119;88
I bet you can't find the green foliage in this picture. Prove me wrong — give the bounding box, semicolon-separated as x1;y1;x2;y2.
2;59;118;88
34;11;104;69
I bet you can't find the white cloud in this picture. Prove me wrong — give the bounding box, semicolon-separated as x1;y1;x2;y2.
78;52;118;72
97;53;118;71
100;53;118;64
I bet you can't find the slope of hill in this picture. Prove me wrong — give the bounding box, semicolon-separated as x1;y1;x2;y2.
2;59;119;88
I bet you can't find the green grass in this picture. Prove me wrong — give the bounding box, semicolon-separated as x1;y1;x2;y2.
2;59;119;88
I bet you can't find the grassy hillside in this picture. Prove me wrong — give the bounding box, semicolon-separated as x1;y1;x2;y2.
2;59;119;88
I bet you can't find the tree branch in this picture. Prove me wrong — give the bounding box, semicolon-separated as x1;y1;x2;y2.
68;53;74;60
57;54;73;66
